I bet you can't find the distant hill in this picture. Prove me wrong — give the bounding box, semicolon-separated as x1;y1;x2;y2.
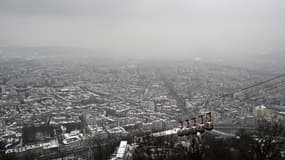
1;46;284;72
0;46;104;58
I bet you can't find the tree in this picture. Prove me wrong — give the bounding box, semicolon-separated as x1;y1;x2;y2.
133;135;177;160
0;153;16;160
133;134;205;160
235;120;285;160
203;137;237;160
87;136;120;160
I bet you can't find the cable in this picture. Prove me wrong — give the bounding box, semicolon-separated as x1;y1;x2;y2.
209;73;285;103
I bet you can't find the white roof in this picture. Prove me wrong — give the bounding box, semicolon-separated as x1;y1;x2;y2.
118;141;127;148
256;105;267;109
116;153;124;158
116;141;127;158
117;147;126;155
151;129;177;137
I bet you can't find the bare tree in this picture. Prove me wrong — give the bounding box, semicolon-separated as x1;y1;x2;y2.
133;135;177;160
87;135;120;160
236;120;285;160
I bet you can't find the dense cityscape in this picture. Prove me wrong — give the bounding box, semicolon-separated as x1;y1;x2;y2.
1;0;285;159
0;50;285;159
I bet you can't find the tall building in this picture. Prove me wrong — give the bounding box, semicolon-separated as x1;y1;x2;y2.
253;105;272;118
0;118;5;128
0;85;5;94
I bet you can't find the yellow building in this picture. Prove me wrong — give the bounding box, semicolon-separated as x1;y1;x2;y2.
253;105;272;117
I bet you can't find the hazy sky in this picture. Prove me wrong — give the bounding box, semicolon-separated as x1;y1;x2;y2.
0;0;284;57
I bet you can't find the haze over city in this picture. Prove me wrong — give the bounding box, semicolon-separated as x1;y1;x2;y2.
1;0;285;60
1;1;285;160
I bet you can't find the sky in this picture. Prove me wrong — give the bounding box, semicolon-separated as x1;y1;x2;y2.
0;0;285;58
